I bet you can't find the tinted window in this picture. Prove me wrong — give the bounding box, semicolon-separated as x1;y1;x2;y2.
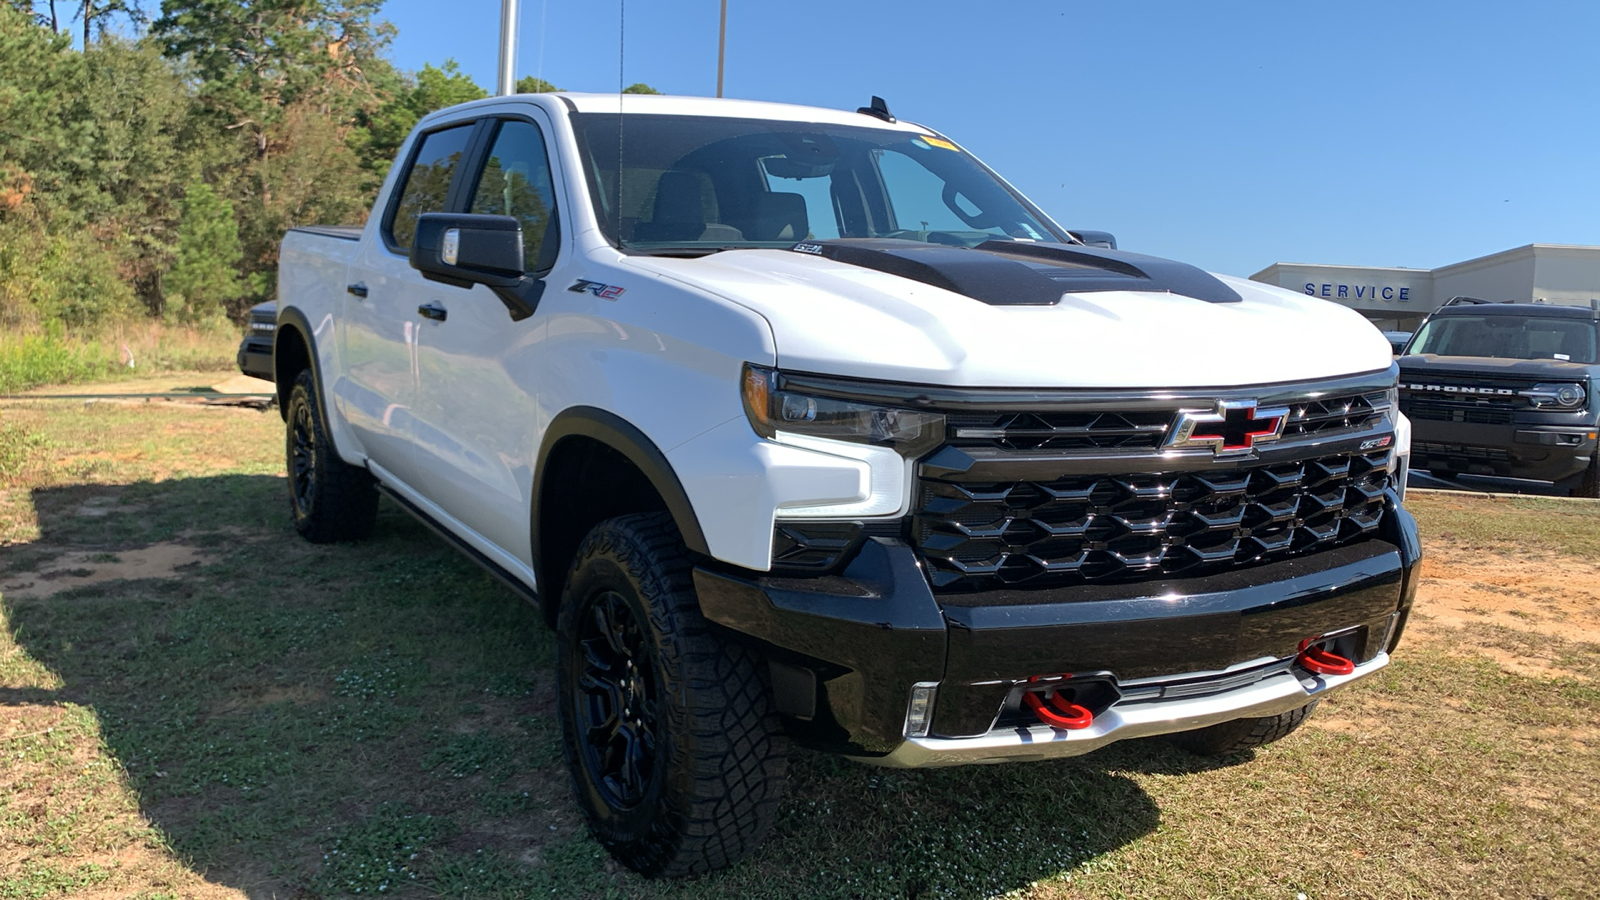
570;114;1062;252
469;120;561;272
388;124;475;251
1408;315;1598;363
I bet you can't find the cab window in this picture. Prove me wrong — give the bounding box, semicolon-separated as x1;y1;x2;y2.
387;123;475;252
469;120;561;272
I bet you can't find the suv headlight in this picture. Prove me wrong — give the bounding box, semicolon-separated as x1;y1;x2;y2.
741;364;946;458
1526;382;1586;409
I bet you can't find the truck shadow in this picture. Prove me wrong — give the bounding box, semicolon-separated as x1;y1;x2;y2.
1;476;1247;899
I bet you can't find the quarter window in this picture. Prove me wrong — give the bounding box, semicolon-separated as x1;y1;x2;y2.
387;124;475;252
469;120;561;272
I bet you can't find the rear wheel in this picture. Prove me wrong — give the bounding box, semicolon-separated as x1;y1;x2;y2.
556;512;788;877
1170;701;1318;756
285;369;378;543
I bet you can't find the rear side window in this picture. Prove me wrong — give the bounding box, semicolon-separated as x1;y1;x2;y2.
468;120;561;272
387;124;475;252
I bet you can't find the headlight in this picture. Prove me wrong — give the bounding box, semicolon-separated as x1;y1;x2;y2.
741;364;946;458
1526;382;1586;409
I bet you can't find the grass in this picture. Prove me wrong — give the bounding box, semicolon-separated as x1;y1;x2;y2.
0;321;239;395
0;388;1596;898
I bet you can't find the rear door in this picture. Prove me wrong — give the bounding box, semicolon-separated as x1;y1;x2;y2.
408;112;566;560
338;120;481;490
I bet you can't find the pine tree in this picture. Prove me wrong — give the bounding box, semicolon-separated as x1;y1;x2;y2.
163;178;241;321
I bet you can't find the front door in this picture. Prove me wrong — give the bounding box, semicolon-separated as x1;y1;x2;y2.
409;114;565;562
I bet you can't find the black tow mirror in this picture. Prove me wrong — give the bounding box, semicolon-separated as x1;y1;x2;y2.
410;213;543;321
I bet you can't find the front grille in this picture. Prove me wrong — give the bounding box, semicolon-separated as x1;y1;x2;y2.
1412;441;1511;462
1406;401;1515;425
947;389;1387;453
913;449;1392;591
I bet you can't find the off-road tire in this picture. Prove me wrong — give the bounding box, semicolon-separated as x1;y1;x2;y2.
1573;454;1599;499
1170;700;1318;756
285;369;378;543
556;512;789;877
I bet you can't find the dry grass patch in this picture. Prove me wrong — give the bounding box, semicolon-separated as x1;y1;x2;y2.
0;395;1597;898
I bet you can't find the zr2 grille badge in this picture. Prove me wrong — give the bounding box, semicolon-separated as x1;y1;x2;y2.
1165;400;1289;456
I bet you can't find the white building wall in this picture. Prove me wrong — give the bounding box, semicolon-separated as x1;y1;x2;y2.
1432;248;1537;305
1251;244;1600;327
1532;248;1600;306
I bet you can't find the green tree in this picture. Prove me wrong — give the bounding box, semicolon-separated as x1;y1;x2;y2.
622;82;659;94
163;178;241;321
515;75;559;93
359;59;486;172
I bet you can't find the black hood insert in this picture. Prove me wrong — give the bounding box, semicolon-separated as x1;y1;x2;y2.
790;239;1242;307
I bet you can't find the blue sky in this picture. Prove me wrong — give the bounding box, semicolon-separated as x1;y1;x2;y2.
382;0;1600;278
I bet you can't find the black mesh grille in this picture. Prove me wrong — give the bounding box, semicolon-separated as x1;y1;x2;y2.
913;449;1392;591
1412;441;1512;462
1406;401;1515;425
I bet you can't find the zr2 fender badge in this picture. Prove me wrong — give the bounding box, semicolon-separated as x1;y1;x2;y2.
570;279;625;300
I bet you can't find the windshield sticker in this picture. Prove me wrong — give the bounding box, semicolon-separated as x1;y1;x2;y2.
920;136;958;151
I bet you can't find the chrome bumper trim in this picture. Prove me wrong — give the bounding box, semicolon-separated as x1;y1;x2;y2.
858;652;1389;768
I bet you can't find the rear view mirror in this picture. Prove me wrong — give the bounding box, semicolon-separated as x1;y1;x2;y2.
410;213;543;321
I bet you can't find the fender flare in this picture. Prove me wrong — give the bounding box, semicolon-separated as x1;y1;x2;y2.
533;407;712;572
273;305;332;430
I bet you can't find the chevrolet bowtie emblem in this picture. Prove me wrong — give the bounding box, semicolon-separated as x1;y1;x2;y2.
1166;400;1289;455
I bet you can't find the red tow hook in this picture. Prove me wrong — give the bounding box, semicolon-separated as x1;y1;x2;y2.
1297;637;1355;676
1022;675;1095;730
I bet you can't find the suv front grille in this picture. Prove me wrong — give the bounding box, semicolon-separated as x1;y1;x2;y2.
912;449;1392;591
1406;401;1514;425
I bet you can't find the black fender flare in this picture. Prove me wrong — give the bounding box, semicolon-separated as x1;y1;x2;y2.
532;407;712;574
273;305;332;431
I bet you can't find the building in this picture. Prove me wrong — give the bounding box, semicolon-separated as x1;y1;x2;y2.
1250;244;1600;332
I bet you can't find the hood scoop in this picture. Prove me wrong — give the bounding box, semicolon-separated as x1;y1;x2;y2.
791;239;1242;306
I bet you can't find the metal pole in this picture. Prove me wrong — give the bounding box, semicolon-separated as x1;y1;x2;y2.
498;0;520;96
716;0;727;97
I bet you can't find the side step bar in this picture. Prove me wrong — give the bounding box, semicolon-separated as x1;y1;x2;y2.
374;483;542;612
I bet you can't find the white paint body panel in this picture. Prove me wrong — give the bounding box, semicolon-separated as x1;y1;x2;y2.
276;93;1399;586
625;252;1394;387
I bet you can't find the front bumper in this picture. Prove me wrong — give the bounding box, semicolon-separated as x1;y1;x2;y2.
1406;415;1596;485
237;335;274;381
874;652;1387;767
693;495;1422;763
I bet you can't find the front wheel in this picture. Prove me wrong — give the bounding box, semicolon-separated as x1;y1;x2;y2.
1170;700;1318;756
556;512;789;877
1572;454;1599;498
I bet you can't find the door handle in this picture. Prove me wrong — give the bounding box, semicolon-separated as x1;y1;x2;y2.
346;282;368;298
417;302;448;322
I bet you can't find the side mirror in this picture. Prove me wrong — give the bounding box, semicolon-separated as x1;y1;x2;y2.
410;213;542;321
1067;229;1117;250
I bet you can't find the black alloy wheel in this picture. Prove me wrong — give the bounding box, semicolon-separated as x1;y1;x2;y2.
572;590;661;811
556;512;789;877
289;394;318;514
283;368;378;543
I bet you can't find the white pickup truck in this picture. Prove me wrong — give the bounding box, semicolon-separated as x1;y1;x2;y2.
272;92;1421;877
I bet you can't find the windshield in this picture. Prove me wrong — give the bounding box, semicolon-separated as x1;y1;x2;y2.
1407;314;1598;363
570;113;1065;253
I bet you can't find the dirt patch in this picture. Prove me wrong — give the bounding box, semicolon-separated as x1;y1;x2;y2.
0;542;214;600
1407;547;1600;680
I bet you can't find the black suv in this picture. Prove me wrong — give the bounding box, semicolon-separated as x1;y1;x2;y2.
1397;297;1600;496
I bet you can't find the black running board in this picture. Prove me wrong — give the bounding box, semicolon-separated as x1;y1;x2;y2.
375;483;543;612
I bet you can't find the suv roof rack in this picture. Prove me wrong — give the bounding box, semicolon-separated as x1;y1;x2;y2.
1441;296;1495;307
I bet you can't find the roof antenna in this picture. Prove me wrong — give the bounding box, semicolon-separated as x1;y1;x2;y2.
857;95;895;123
